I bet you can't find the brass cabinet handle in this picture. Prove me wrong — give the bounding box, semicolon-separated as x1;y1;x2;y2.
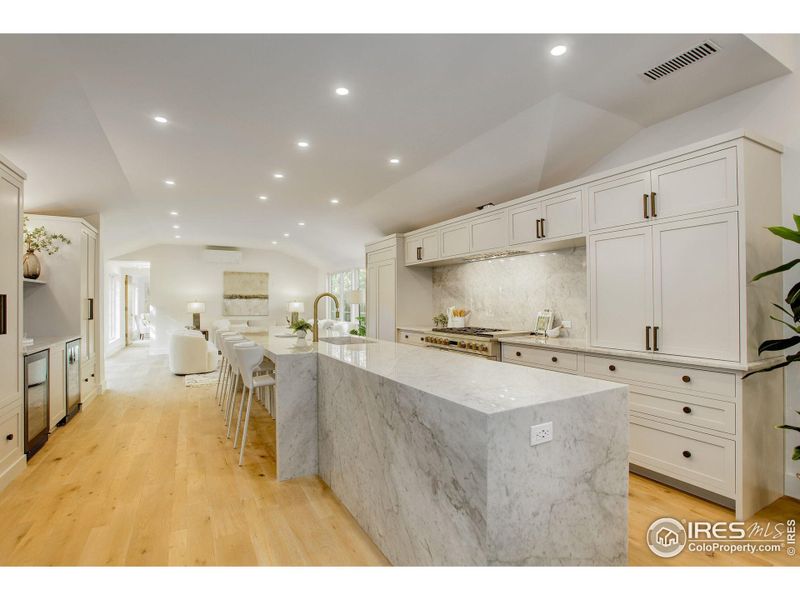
551;356;558;363
608;364;616;371
653;326;659;352
682;375;691;383
541;218;546;238
416;247;422;261
645;326;652;351
643;194;649;219
682;450;692;458
535;219;542;239
651;191;657;217
682;406;692;414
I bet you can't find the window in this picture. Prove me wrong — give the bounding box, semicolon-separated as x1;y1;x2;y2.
326;267;366;322
107;274;122;343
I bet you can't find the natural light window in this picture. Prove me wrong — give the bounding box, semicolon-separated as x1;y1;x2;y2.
326;268;365;321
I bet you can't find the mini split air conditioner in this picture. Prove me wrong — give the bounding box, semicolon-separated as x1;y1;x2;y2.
202;246;242;264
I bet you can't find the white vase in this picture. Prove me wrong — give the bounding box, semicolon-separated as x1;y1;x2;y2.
296;330;307;340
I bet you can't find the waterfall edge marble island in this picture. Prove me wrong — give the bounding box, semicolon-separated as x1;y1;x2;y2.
245;331;629;566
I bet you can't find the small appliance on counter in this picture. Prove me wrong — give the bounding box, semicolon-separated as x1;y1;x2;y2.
533;309;554;336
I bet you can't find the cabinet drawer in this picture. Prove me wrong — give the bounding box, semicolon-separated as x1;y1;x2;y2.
502;344;578;372
397;330;427;347
630;416;735;497
629;387;735;435
0;404;22;468
585;355;736;398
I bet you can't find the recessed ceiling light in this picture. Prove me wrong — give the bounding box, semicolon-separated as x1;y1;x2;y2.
273;173;285;179
258;195;268;201
550;45;567;57
174;235;181;239
388;157;401;165
154;115;168;124
297;221;305;226
271;240;278;245
164;179;175;186
335;87;350;96
172;224;180;230
296;140;310;148
169;210;179;216
329;198;339;204
283;232;290;238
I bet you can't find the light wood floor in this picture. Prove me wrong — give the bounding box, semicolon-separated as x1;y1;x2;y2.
0;346;797;566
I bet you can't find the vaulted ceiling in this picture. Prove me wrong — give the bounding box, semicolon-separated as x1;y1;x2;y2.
0;34;792;269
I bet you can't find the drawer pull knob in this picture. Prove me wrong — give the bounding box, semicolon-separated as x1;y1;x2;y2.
5;433;12;441
682;406;692;414
515;351;521;357
682;375;691;383
551;356;558;363
84;378;89;382
608;365;616;372
682;450;692;458
405;334;408;338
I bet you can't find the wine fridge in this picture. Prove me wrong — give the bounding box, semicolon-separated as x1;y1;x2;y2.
24;349;49;458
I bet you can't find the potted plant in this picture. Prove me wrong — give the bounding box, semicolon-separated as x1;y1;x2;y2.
291;318;312;340
22;217;71;280
349;315;366;337
745;214;800;477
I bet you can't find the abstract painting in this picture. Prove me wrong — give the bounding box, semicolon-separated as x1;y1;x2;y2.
223;271;269;316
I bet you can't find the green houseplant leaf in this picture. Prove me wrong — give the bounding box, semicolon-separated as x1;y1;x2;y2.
767;225;800;244
758;336;800;354
752;258;800;281
793;446;800;461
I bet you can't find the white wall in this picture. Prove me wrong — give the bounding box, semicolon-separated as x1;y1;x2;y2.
115;244;323;355
581;61;800;500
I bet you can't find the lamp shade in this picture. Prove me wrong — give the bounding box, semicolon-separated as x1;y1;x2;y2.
288;301;305;313
346;289;365;304
187;301;205;314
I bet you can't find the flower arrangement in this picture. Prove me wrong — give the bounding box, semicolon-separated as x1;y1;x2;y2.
23;217;71;255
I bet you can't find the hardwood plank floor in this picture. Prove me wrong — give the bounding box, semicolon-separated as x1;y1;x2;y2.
0;345;797;566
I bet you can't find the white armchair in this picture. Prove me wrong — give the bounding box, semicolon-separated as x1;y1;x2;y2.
168;330;219;375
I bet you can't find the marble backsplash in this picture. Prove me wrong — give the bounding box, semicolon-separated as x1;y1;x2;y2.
432;247;587;339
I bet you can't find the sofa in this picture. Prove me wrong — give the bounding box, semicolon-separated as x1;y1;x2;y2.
168;330;219;375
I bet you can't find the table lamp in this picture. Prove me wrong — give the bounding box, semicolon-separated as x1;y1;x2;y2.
288;301;305;326
346;289;366;318
187;301;205;330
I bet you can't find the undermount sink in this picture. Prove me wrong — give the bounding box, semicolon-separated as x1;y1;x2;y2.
319;336;376;345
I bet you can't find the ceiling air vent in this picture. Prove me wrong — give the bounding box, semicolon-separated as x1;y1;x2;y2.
642;40;720;82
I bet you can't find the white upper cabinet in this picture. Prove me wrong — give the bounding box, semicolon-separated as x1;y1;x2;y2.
0;174;21;406
589;226;654;353
404;231;440;265
508;199;542;246
440;222;470;258
588;170;652;231
540;189;583;240
469;209;507;252
652;213;740;362
650;147;738;219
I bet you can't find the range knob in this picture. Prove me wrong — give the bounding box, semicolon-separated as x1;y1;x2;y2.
480;345;488;352
459;341;466;348
424;336;430;343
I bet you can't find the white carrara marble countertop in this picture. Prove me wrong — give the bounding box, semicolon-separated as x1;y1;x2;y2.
499;335;783;373
245;331;624;415
22;335;81;356
315;337;624;415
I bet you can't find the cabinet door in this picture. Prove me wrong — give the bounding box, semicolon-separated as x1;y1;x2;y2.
366;264;378;338
541;189;583;240
376;260;396;341
650;148;737;219
589;226;654;352
405;232;439;264
508;200;541;245
80;230;90;361
588;170;652;231
0;175;21;406
49;345;66;430
440;223;470;258
653;213;740;362
469;210;507;252
87;233;97;360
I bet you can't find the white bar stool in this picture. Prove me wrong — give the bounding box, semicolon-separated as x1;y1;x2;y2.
214;329;237;404
233;344;275;466
222;336;248;424
218;333;245;411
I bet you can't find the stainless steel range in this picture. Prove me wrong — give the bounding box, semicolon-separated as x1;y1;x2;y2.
423;327;530;360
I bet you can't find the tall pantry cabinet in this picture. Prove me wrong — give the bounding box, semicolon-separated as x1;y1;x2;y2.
80;226;99;402
0;154;25;493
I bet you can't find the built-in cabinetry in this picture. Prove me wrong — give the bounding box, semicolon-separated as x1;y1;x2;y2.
0;153;25;493
23;216;100;407
366;235;432;341
381;131;786;518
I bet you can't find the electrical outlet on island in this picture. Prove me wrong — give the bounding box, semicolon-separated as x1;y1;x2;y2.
530;422;553;446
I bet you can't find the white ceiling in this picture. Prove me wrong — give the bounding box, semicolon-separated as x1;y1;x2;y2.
0;34;792;269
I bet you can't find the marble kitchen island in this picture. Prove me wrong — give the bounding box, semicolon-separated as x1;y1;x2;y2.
246;331;629;566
